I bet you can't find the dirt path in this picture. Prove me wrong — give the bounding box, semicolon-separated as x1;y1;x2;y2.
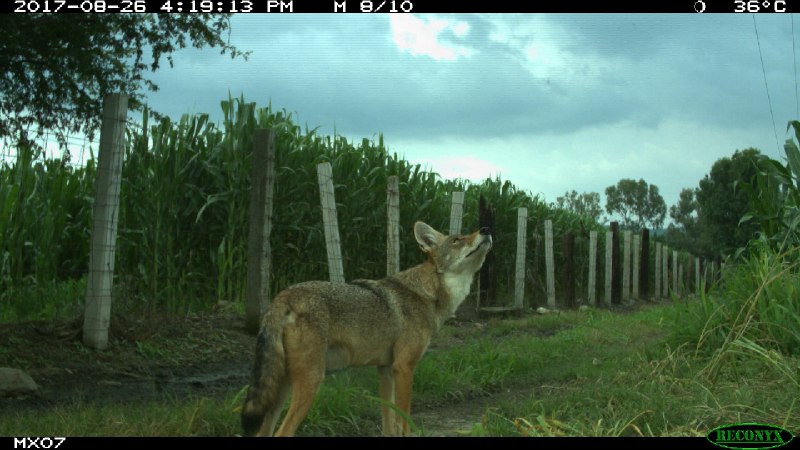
415;395;495;436
0;312;255;411
1;312;553;437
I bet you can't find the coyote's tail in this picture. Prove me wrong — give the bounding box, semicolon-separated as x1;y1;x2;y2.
241;304;287;436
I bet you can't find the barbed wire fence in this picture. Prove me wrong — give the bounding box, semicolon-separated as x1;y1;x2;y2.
0;95;142;348
0;126;100;169
0;113;147;169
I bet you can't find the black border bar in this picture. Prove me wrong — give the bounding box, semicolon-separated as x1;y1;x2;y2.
4;0;796;13
4;436;724;449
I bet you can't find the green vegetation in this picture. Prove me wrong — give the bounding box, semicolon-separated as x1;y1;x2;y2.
666;148;762;260
1;96;605;320
696;148;762;258
671;239;800;357
741;121;800;252
2;87;798;437
0;145;94;322
666;187;700;253
3;305;797;436
604;178;666;232
1;394;246;437
670;121;800;360
1;14;246;148
556;190;604;225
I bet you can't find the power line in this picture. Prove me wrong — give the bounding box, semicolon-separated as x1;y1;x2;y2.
752;14;781;155
793;14;798;119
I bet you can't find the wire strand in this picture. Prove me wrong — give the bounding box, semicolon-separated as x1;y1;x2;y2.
793;14;798;120
752;14;781;155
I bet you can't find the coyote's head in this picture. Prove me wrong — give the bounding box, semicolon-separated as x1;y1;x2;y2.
414;221;492;275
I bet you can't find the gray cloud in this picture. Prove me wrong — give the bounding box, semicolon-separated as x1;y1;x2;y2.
142;14;800;212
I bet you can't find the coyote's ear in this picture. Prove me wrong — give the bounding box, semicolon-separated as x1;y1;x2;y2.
414;221;444;253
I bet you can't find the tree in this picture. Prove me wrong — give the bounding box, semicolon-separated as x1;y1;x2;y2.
604;178;666;232
670;188;698;229
664;187;705;254
0;14;247;150
555;190;604;223
695;148;761;258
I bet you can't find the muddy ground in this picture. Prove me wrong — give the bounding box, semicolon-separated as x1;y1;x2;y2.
0;312;255;411
0;310;518;436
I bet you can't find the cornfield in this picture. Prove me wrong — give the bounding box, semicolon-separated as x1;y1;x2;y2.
1;96;608;320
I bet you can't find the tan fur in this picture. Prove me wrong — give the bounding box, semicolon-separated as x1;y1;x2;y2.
241;221;492;437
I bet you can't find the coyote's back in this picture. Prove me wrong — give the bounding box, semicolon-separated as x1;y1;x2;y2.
241;221;491;437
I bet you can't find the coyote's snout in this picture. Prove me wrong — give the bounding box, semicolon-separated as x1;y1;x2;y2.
241;221;492;436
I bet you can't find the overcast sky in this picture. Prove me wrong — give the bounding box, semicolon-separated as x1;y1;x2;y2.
144;13;799;219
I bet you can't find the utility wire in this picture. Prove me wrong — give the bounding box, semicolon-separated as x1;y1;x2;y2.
793;14;798;120
752;14;781;155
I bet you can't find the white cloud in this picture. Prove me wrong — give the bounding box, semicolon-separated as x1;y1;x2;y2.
523;42;569;79
411;154;505;182
484;15;615;83
389;15;475;61
451;21;470;37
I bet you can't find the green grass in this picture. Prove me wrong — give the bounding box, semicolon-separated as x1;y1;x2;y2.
677;250;799;354
0;278;86;323
2;303;797;437
2;394;244;436
471;307;798;437
476;345;798;436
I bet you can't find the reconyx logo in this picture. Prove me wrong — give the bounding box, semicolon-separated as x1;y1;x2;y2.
708;423;794;450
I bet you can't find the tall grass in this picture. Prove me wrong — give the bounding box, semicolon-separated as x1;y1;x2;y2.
667;239;800;405
653;119;800;433
0;144;95;321
671;238;800;362
1;95;604;319
670;119;800;362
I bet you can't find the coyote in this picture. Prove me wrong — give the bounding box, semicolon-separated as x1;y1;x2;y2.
241;221;492;437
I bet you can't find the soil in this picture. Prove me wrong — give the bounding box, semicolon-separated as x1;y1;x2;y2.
0;310;512;436
1;301;659;436
0;311;255;411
